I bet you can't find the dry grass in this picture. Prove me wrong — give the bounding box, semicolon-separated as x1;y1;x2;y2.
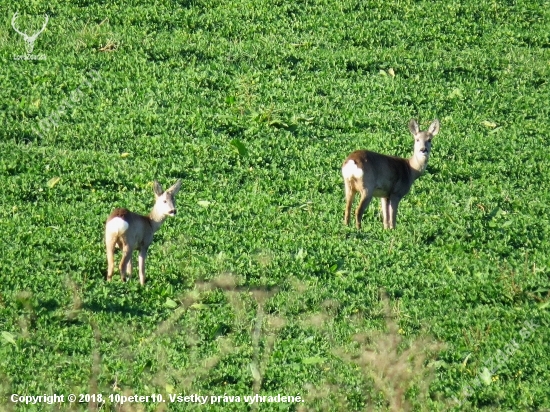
6;276;447;412
301;291;446;411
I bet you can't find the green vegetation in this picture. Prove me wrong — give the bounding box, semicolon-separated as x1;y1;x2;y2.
1;0;550;410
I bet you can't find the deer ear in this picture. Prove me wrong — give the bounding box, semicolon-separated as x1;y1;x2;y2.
168;179;182;195
153;181;164;197
428;119;440;136
408;119;420;136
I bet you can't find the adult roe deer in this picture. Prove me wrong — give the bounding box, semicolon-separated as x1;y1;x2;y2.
342;119;440;230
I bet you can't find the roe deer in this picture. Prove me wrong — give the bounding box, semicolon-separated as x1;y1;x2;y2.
342;119;440;230
105;180;182;285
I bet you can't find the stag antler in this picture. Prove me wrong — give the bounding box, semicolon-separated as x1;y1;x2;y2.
11;12;49;54
11;13;28;39
33;15;49;40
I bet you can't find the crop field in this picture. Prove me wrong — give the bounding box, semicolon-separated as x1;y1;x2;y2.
1;0;550;410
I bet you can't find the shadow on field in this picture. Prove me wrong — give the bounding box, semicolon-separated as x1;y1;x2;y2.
83;301;149;317
38;297;60;311
344;230;371;241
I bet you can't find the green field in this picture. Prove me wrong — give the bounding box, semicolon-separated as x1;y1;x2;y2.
1;0;550;410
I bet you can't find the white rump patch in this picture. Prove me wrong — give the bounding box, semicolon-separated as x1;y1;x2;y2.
342;160;364;180
106;217;129;235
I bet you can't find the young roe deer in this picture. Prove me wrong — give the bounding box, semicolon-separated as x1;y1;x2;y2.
342;119;440;230
105;180;182;285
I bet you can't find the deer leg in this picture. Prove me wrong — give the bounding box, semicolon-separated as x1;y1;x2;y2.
355;190;373;230
119;246;133;282
381;198;390;229
344;181;356;226
138;247;148;286
126;258;132;279
106;239;116;282
388;195;401;229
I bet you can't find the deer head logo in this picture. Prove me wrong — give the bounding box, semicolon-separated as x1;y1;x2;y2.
11;12;49;55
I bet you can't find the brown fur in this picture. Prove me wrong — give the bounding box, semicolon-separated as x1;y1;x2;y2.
105;180;181;285
344;151;414;196
107;208;131;221
342;119;439;230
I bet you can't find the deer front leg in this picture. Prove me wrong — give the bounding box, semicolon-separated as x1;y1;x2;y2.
388;195;401;229
381;198;390;229
138;247;148;286
126;258;132;279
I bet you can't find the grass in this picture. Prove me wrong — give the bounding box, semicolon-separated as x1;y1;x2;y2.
1;0;550;410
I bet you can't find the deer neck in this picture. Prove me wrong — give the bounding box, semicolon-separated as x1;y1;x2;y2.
408;153;429;180
148;209;166;233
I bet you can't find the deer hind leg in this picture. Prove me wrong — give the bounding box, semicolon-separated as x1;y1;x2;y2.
381;198;390;229
344;179;356;226
105;237;117;282
112;240;132;278
119;245;134;282
355;189;373;230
